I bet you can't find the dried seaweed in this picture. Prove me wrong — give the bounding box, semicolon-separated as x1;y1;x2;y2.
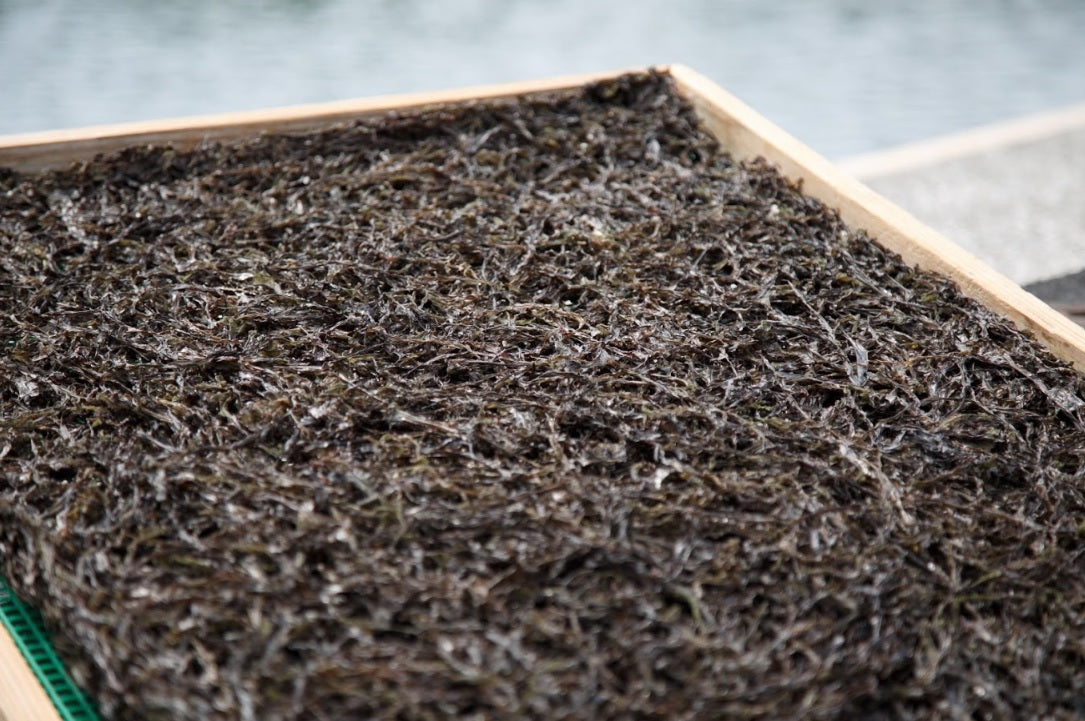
2;71;1085;721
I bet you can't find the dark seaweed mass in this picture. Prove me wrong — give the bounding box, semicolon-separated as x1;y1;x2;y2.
2;72;1085;721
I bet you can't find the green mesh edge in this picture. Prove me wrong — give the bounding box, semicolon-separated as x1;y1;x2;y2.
0;576;102;721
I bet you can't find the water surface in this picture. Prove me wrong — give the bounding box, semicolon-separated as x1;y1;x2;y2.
2;0;1084;157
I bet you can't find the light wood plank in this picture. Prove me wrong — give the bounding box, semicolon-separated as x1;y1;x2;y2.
0;69;634;174
0;621;62;721
839;101;1085;179
2;63;1083;368
669;63;1085;373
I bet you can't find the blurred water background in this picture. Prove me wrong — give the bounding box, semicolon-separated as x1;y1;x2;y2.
1;0;1083;158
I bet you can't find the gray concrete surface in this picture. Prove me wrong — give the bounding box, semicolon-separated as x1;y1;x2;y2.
840;107;1085;288
1024;269;1085;307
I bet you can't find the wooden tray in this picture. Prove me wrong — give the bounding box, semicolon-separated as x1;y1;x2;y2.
3;63;1084;721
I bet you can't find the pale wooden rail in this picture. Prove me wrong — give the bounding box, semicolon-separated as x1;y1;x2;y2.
838;101;1085;179
0;69;631;174
3;64;1085;720
0;615;62;721
668;63;1085;373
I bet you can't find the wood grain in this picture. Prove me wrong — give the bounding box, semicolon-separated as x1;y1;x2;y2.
3;64;1082;366
0;621;61;721
0;69;634;174
838;101;1085;179
669;63;1085;372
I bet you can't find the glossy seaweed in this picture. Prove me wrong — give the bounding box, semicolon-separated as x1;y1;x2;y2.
2;72;1084;720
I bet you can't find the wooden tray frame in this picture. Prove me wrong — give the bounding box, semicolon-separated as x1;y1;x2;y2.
0;614;59;721
3;63;1085;721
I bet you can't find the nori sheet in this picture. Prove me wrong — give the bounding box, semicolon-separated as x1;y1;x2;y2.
2;71;1084;720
